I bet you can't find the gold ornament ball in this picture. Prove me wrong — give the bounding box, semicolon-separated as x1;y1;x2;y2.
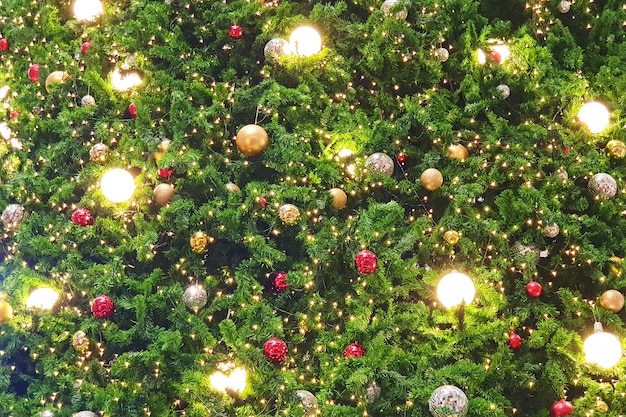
600;289;624;313
153;139;172;162
154;184;175;206
72;330;90;352
279;203;300;225
329;188;347;210
444;230;460;245
447;144;469;160
89;143;110;162
236;124;269;157
609;256;623;276
190;231;213;254
596;400;609;413
420;168;444;191
606;140;626;159
45;71;72;92
543;223;560;238
226;182;240;192
0;298;13;323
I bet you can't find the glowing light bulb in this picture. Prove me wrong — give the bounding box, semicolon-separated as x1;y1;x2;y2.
578;101;610;134
100;168;135;203
73;0;103;21
209;363;247;394
584;322;622;368
27;288;59;310
436;271;475;308
289;26;322;57
111;69;143;91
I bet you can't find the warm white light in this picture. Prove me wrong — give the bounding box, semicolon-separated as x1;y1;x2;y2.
111;69;143;91
477;49;487;65
436;271;475;308
490;44;511;63
584;322;622;368
578;101;610;134
73;0;103;21
101;168;135;203
27;288;60;310
289;26;322;57
209;363;247;394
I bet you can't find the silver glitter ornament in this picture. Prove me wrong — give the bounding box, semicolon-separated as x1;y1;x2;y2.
2;204;26;230
365;381;381;404
588;173;617;199
365;152;394;177
558;0;571;13
39;412;54;417
543;223;560;238
381;0;408;19
496;84;510;99
264;38;292;63
81;95;96;106
429;385;469;417
434;47;449;62
183;284;208;312
74;412;98;417
89;143;110;162
296;390;318;416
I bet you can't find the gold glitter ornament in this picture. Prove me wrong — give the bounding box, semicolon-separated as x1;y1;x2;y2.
236;124;269;157
609;256;623;276
154;184;175;206
226;182;240;192
596;400;609;413
606;139;626;159
153;139;171;162
0;297;13;323
543;223;560;238
279;204;301;225
447;144;469;160
190;231;213;253
72;330;90;352
600;289;624;313
420;168;444;191
444;230;460;245
89;143;109;162
45;71;71;92
329;188;347;210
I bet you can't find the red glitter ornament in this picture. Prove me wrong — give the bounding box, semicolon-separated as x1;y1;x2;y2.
229;25;243;40
355;250;378;274
271;271;290;293
396;154;407;164
157;167;174;180
263;337;288;363
28;64;40;82
0;38;9;52
128;103;137;117
525;281;542;298
81;41;92;55
259;196;268;207
71;208;94;226
344;341;365;359
550;399;574;417
91;295;115;319
508;333;522;350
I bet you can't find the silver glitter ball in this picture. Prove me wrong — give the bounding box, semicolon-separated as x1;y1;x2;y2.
365;152;394;177
543;223;560;238
74;412;98;417
496;84;510;99
365;381;381;404
183;284;208;312
434;47;449;62
556;167;568;181
39;412;54;417
381;0;408;19
2;204;26;230
296;390;318;416
588;173;617;199
558;0;571;13
89;143;110;162
429;385;468;417
264;38;292;63
81;95;96;106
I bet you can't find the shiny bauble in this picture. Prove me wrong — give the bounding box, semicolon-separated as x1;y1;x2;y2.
0;38;9;51
447;144;469;160
190;231;213;254
225;182;240;192
420;168;444;191
91;295;114;319
263;337;288;363
2;204;26;230
154;183;175;206
128;102;137;117
72;330;90;352
229;25;243;40
606;139;626;159
557;0;571;13
271;271;290;293
183;284;208;312
355;250;378;274
434;47;449;62
264;38;292;63
296;390;318;416
556;167;568;181
0;298;13;323
81;95;96;106
525;281;542;298
496;84;510;99
157;167;174;180
81;41;92;55
429;385;468;417
71;208;94;226
543;223;560;238
45;71;72;92
236;124;269;157
444;230;460;245
381;0;408;19
153;139;172;162
344;341;365;359
39;411;54;417
508;333;522;350
365;381;381;404
89;143;109;162
28;64;41;82
550;399;574;417
329;188;347;210
73;412;97;417
596;400;608;413
365;152;394;177
609;256;623;276
600;289;624;313
279;203;301;225
588;173;617;200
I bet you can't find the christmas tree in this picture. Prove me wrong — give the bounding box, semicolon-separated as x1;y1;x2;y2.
0;0;625;415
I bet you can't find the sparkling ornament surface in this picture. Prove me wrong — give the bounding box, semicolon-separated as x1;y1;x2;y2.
71;208;94;226
91;295;114;319
447;144;469;160
557;0;571;13
344;341;365;359
2;204;26;230
236;124;269;157
0;299;13;323
550;399;574;417
421;168;444;191
157;167;174;179
263;337;288;363
496;84;510;99
543;223;560;238
596;400;609;413
296;390;318;416
600;289;624;313
73;412;97;417
81;95;96;106
39;411;54;417
429;385;469;417
381;0;408;19
229;25;243;39
0;38;9;51
606;139;626;158
271;271;290;293
525;281;542;298
365;152;394;176
329;188;347;210
366;381;381;403
81;41;92;54
226;182;240;192
264;38;292;63
588;173;617;199
508;333;522;350
28;64;40;82
355;250;378;274
190;231;212;253
89;143;109;162
154;184;175;206
279;203;301;225
45;71;71;92
72;330;90;351
444;230;460;245
434;47;449;62
184;284;208;311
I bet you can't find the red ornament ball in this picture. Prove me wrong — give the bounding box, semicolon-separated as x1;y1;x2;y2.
259;195;268;207
550;399;574;417
91;295;115;319
71;208;94;226
271;271;290;293
0;38;9;52
396;154;407;164
355;250;378;274
81;41;92;55
525;281;542;298
229;25;243;40
157;167;174;180
508;333;522;350
263;337;288;363
10;111;19;119
28;64;40;82
128;102;137;117
489;50;502;63
344;341;365;359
